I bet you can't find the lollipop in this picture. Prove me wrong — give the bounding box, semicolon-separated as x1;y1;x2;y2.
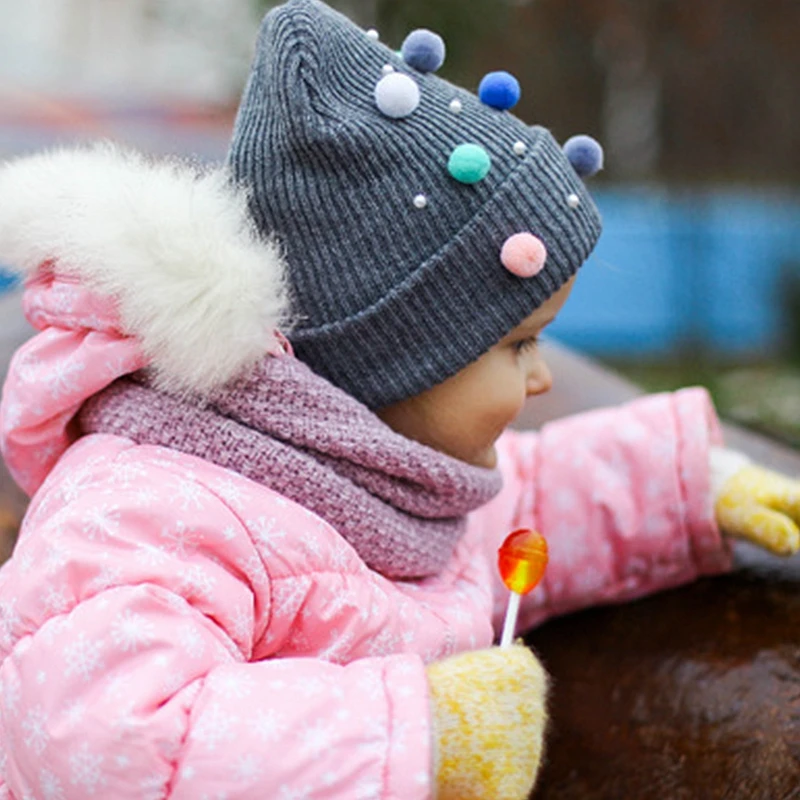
498;528;548;647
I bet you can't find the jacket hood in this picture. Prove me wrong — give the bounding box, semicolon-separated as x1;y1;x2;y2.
0;144;290;495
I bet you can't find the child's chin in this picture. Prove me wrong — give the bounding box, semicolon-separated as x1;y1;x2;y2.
471;446;498;470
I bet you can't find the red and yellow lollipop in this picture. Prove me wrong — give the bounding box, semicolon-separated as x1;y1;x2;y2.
497;528;548;647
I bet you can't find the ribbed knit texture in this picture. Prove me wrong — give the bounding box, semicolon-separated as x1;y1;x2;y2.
79;354;502;579
228;0;603;408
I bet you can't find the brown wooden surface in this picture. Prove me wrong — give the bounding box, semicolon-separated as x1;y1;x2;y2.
525;556;800;800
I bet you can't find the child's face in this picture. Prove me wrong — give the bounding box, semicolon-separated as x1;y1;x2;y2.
378;277;575;468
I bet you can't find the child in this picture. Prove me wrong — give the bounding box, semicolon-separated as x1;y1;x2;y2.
0;1;798;798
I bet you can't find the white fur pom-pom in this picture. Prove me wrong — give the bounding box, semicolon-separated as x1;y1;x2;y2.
0;144;290;395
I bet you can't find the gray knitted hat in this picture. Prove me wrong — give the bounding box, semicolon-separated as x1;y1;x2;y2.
228;0;603;409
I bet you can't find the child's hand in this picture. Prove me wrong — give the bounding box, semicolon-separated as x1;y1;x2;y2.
715;464;800;556
426;644;548;800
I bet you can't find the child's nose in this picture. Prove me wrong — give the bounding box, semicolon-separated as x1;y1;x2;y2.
526;358;553;397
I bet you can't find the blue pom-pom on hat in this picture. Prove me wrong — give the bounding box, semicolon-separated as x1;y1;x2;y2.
478;71;521;110
563;135;604;178
401;29;446;73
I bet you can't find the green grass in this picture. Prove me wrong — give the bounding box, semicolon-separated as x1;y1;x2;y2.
606;359;800;449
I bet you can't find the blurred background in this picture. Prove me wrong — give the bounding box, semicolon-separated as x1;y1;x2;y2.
1;0;799;444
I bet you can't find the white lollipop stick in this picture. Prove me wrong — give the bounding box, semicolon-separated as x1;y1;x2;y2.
499;591;521;649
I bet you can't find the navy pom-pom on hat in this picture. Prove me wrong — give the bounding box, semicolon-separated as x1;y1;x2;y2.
401;29;446;73
228;0;603;409
563;135;604;178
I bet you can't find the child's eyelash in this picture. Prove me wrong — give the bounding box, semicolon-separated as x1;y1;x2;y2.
514;336;539;354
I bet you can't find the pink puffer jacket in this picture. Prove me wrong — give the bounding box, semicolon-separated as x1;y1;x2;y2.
0;276;732;799
0;149;731;800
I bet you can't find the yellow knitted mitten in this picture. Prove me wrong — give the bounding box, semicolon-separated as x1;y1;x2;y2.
716;464;800;556
427;645;548;800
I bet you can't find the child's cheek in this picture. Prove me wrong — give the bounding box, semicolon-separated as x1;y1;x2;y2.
483;391;524;444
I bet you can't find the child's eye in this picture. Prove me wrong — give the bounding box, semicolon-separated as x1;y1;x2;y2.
513;336;539;354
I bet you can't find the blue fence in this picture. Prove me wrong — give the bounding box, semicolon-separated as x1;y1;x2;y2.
2;189;799;359
549;189;800;358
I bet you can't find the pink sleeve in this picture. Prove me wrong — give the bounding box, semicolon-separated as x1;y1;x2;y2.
468;388;733;635
174;654;431;799
0;455;433;799
1;593;432;799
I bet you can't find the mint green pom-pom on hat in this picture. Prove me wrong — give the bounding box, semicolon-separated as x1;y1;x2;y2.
448;144;492;184
228;0;602;409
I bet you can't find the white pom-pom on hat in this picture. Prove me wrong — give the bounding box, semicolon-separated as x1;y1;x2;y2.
375;73;420;119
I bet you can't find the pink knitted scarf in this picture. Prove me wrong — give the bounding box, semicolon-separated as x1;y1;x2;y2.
79;354;502;579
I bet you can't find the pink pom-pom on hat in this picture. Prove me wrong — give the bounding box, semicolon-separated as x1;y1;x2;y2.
500;233;547;278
